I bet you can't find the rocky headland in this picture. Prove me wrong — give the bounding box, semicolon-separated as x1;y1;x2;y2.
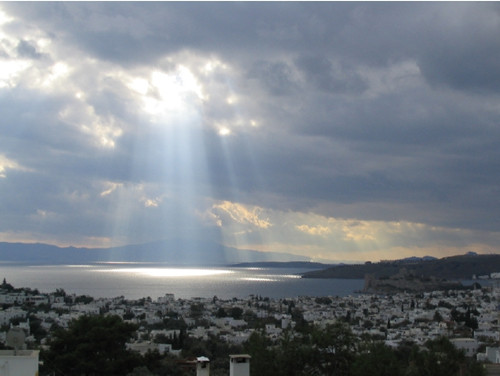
363;268;463;293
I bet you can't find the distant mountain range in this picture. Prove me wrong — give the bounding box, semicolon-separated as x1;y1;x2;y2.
302;253;500;280
230;261;329;269
396;256;437;263
2;241;496;280
0;240;310;266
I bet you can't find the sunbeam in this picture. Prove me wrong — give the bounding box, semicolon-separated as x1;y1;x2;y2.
106;64;216;255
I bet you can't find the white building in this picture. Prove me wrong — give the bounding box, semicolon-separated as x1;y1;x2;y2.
477;347;500;363
0;292;26;305
26;295;49;306
474;330;499;341
450;338;479;357
72;304;100;315
196;356;210;376
126;341;174;355
0;350;39;376
157;294;175;304
229;354;251;376
0;307;27;326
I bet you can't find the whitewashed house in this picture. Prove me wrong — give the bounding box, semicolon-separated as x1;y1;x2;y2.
0;350;39;376
229;354;251;376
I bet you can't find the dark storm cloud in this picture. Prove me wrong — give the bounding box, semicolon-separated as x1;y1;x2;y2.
247;61;298;96
1;2;356;66
7;2;500;89
0;92;81;164
1;2;500;257
205;77;500;230
295;55;368;94
414;4;500;93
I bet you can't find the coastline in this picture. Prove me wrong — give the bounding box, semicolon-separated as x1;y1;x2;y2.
0;263;365;300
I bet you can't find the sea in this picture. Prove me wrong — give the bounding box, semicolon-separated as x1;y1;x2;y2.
0;262;365;301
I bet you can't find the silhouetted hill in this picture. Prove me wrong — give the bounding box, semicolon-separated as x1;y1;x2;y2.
0;240;309;266
302;253;500;280
230;261;330;269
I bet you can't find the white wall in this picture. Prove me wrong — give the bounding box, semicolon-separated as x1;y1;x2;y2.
229;355;250;376
0;350;39;376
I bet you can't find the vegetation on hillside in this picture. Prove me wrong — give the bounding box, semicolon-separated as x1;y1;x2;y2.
302;253;500;280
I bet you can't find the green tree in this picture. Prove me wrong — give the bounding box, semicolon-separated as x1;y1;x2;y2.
42;315;141;376
230;307;244;320
190;303;205;319
310;322;357;376
74;295;94;304
54;288;67;297
352;342;401;376
216;307;227;318
28;314;48;343
420;337;465;376
274;330;315;376
400;336;483;376
433;310;443;322
244;331;277;376
315;297;332;305
1;278;14;292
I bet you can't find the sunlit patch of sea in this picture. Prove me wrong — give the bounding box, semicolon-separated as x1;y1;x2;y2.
98;267;233;278
0;263;365;300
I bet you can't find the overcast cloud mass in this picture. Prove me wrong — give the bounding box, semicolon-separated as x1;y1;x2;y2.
1;2;500;262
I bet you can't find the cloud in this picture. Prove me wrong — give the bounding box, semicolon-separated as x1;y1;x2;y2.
16;39;43;59
0;154;27;177
414;3;500;93
295;55;368;94
296;224;332;237
99;183;116;197
210;201;272;230
247;60;299;96
204;201;500;262
0;3;499;261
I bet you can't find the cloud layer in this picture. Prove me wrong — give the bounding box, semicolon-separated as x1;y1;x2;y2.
1;3;500;261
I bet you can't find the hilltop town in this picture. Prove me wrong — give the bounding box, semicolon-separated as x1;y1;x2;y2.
0;276;499;375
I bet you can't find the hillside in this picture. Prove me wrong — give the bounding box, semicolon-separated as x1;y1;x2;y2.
302;253;500;280
0;240;309;266
229;261;330;269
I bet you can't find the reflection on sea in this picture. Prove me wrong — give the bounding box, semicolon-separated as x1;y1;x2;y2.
241;277;277;282
99;268;234;278
0;263;365;300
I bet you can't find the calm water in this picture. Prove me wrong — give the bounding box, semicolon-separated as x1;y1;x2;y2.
0;263;364;300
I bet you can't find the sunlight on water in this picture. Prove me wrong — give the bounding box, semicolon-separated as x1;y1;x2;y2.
241;273;301;282
281;274;302;279
0;264;365;299
65;265;95;268
96;261;153;265
97;268;234;278
241;277;277;282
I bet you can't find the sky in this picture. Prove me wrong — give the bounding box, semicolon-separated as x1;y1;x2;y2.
1;2;500;263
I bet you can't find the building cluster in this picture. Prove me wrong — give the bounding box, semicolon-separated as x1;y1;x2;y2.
1;281;500;375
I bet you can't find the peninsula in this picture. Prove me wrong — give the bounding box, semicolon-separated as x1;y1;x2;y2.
302;253;500;281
